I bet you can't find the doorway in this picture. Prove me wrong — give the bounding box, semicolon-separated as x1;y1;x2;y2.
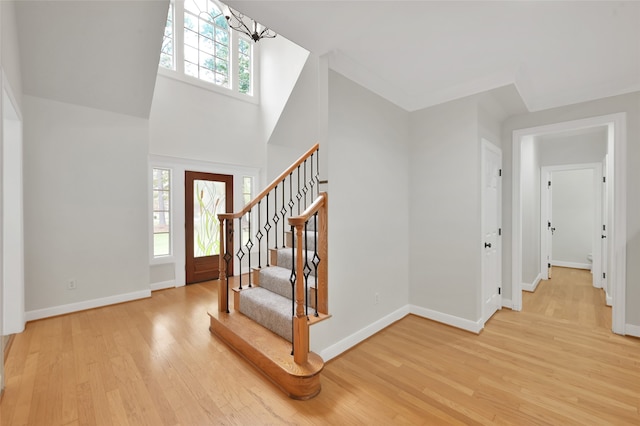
185;171;233;284
540;164;603;289
512;113;627;334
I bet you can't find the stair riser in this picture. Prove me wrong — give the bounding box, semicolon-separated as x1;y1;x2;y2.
270;248;318;277
285;231;317;251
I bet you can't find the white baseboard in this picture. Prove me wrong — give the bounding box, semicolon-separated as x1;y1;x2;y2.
625;323;640;338
318;305;410;362
551;260;591;270
522;273;542;292
410;304;483;334
606;292;613;306
25;289;151;322
151;280;175;291
502;298;513;309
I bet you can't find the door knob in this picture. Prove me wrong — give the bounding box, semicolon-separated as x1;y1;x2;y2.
484;242;492;248
602;235;607;239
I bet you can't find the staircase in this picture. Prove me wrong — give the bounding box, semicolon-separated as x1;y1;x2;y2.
208;144;329;400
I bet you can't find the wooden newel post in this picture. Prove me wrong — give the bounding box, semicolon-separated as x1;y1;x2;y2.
293;224;309;364
218;217;228;313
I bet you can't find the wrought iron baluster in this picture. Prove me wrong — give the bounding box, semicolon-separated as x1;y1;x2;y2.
312;212;320;317
303;221;312;317
273;185;279;248
256;201;263;268
309;153;315;203
280;180;287;248
289;225;296;356
288;172;295;215
296;165;302;215
315;148;320;199
224;218;233;313
246;209;253;287
264;193;271;266
236;217;244;289
302;159;309;210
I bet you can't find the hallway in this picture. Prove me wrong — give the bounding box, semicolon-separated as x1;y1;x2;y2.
522;266;611;329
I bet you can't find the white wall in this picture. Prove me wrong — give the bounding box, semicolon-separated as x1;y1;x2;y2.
551;169;594;266
521;136;541;286
149;74;265;167
23;96;150;317
501;92;640;327
539;128;607;166
409;96;481;322
266;53;320;182
312;70;409;356
259;35;310;147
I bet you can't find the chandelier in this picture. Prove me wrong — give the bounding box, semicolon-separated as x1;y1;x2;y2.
224;7;276;42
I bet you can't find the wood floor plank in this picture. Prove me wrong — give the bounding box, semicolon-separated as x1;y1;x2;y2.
2;268;639;425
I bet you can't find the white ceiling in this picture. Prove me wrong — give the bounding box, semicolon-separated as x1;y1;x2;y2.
227;0;640;112
14;1;640;117
15;1;168;118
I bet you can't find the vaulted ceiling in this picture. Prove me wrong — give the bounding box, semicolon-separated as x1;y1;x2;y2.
15;1;168;118
14;1;640;117
228;0;640;112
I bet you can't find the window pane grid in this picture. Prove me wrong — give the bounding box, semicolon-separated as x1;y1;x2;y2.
160;0;256;95
238;38;252;94
160;3;175;70
153;168;172;258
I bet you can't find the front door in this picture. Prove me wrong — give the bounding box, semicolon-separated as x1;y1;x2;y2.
185;171;233;284
481;140;502;324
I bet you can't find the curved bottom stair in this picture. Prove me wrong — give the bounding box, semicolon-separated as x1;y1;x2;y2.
208;306;324;400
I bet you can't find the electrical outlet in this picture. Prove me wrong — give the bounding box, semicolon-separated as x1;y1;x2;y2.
374;292;380;305
67;279;77;290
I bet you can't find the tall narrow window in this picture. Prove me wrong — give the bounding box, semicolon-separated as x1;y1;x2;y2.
160;3;175;70
153;168;172;257
238;38;252;94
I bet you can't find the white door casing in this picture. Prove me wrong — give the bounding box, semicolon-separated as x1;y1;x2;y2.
481;139;502;324
512;114;626;334
540;170;553;280
540;164;602;285
601;156;610;303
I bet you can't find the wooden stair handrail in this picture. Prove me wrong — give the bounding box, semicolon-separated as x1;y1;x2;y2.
219;143;319;221
288;193;326;227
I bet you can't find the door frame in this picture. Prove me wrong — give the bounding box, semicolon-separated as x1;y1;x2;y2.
512;113;626;334
540;163;602;285
480;139;502;325
149;155;259;289
185;171;233;284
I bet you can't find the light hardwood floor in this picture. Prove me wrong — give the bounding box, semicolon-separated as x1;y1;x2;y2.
2;267;639;425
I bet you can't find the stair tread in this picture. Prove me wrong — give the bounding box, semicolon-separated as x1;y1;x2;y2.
272;249;319;277
239;287;293;341
257;266;294;300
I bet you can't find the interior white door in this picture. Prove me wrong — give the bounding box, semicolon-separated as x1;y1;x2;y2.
481;140;502;323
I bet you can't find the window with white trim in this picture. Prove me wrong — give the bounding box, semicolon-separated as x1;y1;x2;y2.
152;168;172;257
160;0;255;97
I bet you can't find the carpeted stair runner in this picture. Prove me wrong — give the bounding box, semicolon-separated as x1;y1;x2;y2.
238;286;293;341
274;249;317;277
238;223;319;343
